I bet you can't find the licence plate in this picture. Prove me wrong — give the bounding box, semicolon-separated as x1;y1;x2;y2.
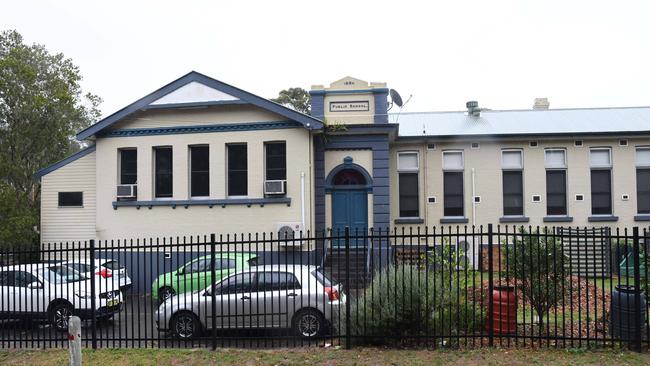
107;299;120;308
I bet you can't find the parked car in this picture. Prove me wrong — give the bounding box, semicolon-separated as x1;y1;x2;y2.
154;265;344;339
152;253;258;303
63;258;132;291
0;263;123;331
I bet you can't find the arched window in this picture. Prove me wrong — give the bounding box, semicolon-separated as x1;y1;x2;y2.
332;169;367;186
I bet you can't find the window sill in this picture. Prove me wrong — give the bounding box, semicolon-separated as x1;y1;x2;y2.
543;216;574;223
635;214;650;222
499;216;530;223
112;197;291;209
440;217;469;224
588;215;619;222
394;218;424;225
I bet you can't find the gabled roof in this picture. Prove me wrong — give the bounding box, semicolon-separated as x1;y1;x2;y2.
391;106;650;138
34;145;96;180
76;71;323;140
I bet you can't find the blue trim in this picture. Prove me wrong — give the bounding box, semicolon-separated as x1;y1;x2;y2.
394;218;424;225
543;215;574;222
309;88;389;96
374;90;389;124
77;71;323;140
141;100;249;110
310;94;324;119
112;197;291;209
588;215;619;222
440;217;469;224
34;145;96;180
103;121;302;138
499;216;530;223
635;214;650;221
324;157;373;192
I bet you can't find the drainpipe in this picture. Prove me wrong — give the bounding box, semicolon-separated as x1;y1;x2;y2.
471;168;477;226
301;172;306;232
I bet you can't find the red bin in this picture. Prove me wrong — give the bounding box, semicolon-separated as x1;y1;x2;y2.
486;285;517;334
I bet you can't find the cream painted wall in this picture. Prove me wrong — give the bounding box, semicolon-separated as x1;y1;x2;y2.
41;152;96;243
94;127;313;240
324;149;374;230
110;105;285;130
390;138;650;230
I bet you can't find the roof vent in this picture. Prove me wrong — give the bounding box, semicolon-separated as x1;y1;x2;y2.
466;101;480;117
533;98;549;110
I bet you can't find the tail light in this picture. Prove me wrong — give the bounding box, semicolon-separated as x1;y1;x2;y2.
96;268;112;278
325;286;339;301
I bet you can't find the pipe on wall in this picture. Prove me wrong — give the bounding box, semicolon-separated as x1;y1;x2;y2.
301;171;306;232
472;167;477;226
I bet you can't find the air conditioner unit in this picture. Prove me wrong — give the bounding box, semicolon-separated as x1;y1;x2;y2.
456;238;480;270
264;180;286;195
116;184;137;199
276;222;303;247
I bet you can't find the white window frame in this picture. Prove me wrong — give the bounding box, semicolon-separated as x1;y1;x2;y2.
442;150;464;171
589;147;612;168
397;151;420;218
544;148;567;169
589;147;613;216
635;147;650;168
501;149;525;217
501;149;524;170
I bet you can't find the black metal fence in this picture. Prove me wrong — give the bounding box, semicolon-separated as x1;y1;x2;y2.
0;224;649;350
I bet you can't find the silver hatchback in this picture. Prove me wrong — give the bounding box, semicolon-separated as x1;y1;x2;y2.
155;265;344;339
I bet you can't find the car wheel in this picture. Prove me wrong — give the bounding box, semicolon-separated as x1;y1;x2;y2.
171;312;200;339
158;287;175;303
49;302;73;332
292;309;325;338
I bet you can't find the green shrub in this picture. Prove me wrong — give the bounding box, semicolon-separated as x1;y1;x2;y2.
342;264;484;345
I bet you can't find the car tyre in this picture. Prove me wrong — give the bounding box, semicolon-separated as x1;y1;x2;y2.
158;287;175;303
49;302;73;332
292;309;325;338
171;311;201;339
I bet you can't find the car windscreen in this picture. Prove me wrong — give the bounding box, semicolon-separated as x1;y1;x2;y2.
102;260;125;270
38;265;87;284
311;268;338;287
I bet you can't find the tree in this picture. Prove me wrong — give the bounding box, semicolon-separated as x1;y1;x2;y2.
0;29;101;251
506;228;568;334
271;87;310;115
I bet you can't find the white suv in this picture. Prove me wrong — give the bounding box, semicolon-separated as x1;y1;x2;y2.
0;263;123;331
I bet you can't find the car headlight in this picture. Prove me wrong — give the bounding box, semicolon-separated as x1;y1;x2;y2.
75;292;92;299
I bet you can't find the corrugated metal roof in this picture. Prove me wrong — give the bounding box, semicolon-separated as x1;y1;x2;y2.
389;106;650;137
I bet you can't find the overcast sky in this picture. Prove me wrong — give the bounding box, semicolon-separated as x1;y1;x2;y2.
2;0;649;118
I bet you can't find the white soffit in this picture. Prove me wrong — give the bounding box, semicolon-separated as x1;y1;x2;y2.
149;81;239;105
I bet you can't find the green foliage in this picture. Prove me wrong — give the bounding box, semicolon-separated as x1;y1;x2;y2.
0;29;100;252
344;264;484;345
270;87;310;115
505;228;569;332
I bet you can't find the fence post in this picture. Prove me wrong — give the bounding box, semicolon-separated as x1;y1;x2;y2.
487;224;494;347
210;233;217;351
632;227;642;351
68;315;82;366
89;239;97;350
344;226;351;350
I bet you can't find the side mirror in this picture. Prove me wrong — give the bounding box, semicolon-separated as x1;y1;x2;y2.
177;268;184;276
27;282;42;290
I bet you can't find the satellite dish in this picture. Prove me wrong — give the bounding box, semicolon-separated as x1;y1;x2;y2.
390;89;404;107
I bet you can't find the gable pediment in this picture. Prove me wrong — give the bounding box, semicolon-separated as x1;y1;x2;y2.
149;81;239;106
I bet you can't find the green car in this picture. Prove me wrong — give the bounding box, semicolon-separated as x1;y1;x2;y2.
152;253;258;302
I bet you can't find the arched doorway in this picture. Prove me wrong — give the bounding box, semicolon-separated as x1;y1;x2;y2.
325;157;372;247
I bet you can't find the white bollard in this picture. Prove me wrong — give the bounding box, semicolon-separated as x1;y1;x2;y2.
68;316;82;366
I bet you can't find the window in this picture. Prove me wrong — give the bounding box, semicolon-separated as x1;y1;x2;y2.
397;152;419;218
545;149;567;215
502;150;524;216
58;192;83;207
190;146;209;197
257;272;301;291
265;142;286;181
637;148;650;214
216;273;254;295
443;151;464;217
154;147;173;198
227;144;248;196
590;148;612;215
119;149;137;185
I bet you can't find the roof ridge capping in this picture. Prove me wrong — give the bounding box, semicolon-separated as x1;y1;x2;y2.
390;105;650;116
76;71;323;140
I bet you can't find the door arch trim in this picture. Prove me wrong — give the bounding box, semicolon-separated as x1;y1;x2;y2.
325;156;373;193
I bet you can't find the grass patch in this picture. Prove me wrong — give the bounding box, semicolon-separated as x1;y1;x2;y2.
0;348;649;366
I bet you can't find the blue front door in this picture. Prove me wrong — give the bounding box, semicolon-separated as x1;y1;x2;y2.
332;189;368;247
